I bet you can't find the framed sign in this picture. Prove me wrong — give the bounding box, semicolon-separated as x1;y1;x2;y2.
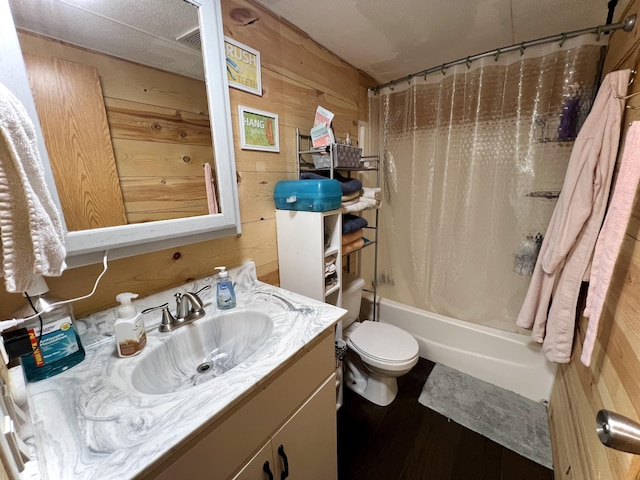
238;106;279;152
224;36;262;96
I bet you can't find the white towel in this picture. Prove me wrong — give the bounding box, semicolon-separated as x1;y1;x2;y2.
0;83;66;293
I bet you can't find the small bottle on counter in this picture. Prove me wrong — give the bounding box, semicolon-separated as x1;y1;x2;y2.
14;276;85;382
114;292;147;357
215;266;236;309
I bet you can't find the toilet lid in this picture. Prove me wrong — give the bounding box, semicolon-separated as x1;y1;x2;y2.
348;321;418;363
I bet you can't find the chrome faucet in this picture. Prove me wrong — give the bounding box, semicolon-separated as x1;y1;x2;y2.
143;285;211;332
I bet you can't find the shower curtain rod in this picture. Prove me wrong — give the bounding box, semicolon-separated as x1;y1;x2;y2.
371;13;637;93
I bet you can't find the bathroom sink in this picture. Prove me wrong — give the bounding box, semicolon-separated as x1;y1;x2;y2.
130;310;273;395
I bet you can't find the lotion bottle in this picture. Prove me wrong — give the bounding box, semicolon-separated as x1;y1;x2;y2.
114;292;147;357
215;266;236;309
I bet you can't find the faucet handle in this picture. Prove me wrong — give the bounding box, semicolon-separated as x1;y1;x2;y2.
142;303;176;332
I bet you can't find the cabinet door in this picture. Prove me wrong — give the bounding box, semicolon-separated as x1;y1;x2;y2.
233;440;275;480
270;374;337;480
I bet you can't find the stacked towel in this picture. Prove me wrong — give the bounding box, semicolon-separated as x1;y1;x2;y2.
0;83;66;293
342;238;365;255
342;214;367;235
342;229;363;245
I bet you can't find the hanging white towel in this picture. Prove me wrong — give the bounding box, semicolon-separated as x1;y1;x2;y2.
0;83;66;293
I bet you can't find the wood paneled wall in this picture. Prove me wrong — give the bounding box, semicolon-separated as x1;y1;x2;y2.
548;2;640;478
0;0;375;318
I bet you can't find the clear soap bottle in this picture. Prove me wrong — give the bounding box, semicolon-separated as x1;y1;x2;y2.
215;266;236;309
14;276;85;382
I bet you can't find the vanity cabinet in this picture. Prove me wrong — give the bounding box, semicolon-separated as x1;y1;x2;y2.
276;210;343;306
234;374;337;479
144;329;337;480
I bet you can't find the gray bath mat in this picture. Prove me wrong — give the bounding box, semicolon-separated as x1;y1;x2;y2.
418;363;552;469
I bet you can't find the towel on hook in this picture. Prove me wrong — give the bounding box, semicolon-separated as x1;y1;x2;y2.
581;121;640;366
0;83;66;293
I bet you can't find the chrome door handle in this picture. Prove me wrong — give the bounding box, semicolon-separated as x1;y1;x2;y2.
596;409;640;454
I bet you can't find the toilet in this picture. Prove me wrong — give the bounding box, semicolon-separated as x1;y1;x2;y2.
341;274;419;406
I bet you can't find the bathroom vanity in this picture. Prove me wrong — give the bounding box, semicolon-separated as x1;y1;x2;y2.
24;263;345;479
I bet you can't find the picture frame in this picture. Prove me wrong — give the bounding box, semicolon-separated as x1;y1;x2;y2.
224;36;262;96
238;106;279;152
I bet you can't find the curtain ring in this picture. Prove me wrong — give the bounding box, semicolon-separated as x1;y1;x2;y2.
596;25;602;41
441;64;447;75
494;48;500;62
465;57;472;69
630;70;637;86
407;76;412;85
389;83;395;91
559;33;567;47
519;43;525;56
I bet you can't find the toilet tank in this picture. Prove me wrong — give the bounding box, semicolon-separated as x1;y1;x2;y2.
342;273;365;328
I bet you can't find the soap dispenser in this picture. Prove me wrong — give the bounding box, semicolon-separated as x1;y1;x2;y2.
215;266;236;309
114;293;147;357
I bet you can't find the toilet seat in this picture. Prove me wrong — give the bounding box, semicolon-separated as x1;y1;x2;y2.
347;321;419;372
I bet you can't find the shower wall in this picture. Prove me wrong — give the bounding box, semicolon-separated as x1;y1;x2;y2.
369;36;607;334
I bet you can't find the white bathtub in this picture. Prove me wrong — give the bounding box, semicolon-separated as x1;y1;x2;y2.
362;294;557;403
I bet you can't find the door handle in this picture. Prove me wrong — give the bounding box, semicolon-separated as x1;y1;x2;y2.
596;409;640;455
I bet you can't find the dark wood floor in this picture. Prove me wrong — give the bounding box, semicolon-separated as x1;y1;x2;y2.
337;357;555;480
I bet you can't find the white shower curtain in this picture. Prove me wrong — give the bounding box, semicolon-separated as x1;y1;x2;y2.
369;34;607;333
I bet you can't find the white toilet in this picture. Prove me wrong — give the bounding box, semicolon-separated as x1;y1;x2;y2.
341;274;419;406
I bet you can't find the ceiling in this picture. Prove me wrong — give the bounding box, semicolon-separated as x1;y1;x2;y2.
255;0;631;84
7;0;632;87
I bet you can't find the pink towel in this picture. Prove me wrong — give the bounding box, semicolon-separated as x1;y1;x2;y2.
204;162;219;214
581;121;640;366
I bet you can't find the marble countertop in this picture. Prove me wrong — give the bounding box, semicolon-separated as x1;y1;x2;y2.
26;262;345;480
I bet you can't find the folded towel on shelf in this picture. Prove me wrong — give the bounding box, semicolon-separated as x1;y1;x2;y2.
341;190;362;202
342;214;368;235
342;228;363;245
300;171;363;195
362;187;381;201
341;196;379;213
0;83;66;293
342;237;365;255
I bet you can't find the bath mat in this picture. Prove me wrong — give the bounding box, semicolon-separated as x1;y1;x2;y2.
418;363;552;469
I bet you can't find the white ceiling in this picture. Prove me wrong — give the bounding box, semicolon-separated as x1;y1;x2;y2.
255;0;631;84
7;0;632;86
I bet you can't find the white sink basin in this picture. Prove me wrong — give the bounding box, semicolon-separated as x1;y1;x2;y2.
131;310;273;395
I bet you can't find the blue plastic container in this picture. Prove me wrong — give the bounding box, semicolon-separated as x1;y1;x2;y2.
274;179;342;211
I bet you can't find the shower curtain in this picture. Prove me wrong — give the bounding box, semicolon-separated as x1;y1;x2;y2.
368;35;607;333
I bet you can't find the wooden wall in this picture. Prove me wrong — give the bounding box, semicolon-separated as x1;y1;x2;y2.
548;2;640;478
0;0;375;318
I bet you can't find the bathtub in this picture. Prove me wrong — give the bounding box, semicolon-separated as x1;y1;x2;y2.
361;294;557;403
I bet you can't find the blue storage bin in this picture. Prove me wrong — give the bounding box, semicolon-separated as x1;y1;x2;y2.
274;179;341;211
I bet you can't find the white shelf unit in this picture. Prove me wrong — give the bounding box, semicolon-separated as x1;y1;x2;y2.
292;129;380;320
276;209;343;306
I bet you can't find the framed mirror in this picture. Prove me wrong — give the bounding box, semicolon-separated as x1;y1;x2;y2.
3;0;240;267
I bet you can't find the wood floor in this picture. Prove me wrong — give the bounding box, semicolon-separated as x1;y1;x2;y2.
337;357;555;480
